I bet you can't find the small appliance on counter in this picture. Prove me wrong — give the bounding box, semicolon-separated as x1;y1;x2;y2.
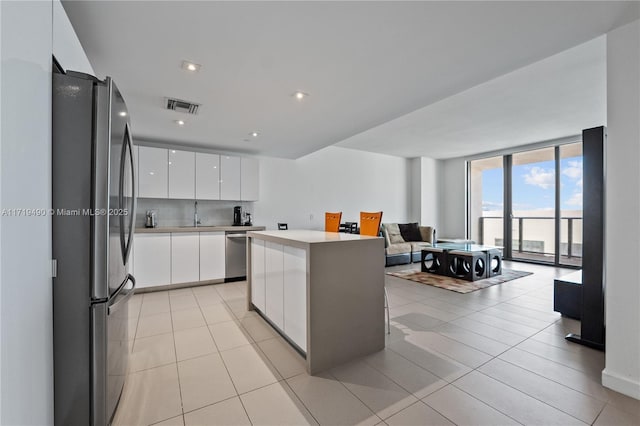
233;206;242;226
243;212;252;226
145;210;157;228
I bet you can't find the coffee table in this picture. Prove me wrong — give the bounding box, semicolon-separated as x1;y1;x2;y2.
421;243;502;281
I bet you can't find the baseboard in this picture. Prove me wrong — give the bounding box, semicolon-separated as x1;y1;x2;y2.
135;278;225;293
602;368;640;399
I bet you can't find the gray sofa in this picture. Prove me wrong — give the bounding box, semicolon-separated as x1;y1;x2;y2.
381;223;436;266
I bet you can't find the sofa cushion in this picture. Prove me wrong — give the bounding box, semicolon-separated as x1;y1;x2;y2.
411;242;433;253
399;223;422;241
386;242;412;255
381;224;391;247
419;226;435;244
384;223;405;245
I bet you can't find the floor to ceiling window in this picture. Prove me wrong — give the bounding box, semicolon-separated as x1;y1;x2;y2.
510;147;556;263
559;142;583;266
468;141;583;267
468;156;503;247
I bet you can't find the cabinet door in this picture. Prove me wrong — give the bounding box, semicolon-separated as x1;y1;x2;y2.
220;155;241;200
200;232;225;280
134;234;171;288
195;153;220;200
250;239;266;312
138;146;168;198
168;150;195;199
283;246;307;352
265;241;284;329
171;233;200;284
240;157;259;201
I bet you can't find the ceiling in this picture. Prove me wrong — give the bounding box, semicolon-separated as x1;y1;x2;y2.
63;1;639;159
338;36;606;159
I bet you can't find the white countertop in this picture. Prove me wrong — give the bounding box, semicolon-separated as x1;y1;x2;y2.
136;225;266;233
248;229;380;244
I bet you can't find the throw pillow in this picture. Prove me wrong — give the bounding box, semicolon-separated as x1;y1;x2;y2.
386;223;405;244
419;226;435;243
398;223;422;242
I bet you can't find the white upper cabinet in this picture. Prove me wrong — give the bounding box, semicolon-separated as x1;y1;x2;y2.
168;149;195;199
220;155;241;200
138;147;168;198
241;157;259;201
137;147;257;201
195;153;220;200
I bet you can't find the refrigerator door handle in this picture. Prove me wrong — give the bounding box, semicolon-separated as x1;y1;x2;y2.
126;123;137;261
108;274;136;314
119;123;136;264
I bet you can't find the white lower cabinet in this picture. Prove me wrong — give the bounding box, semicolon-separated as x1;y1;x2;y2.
199;232;226;281
250;239;266;312
265;241;284;329
283;246;307;351
133;233;171;288
250;239;308;352
171;233;200;284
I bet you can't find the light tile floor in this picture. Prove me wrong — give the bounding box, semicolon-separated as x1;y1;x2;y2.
113;262;640;426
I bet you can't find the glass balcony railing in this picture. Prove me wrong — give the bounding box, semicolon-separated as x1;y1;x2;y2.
479;216;582;266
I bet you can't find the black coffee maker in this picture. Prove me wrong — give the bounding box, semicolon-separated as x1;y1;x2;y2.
233;206;242;226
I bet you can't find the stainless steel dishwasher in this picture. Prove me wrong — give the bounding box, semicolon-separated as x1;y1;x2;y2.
225;231;247;280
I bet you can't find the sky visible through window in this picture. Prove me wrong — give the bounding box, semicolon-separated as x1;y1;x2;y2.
482;156;583;212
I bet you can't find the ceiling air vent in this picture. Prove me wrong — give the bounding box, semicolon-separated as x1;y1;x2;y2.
165;97;200;115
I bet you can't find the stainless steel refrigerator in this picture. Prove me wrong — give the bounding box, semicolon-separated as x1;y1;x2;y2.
53;70;137;426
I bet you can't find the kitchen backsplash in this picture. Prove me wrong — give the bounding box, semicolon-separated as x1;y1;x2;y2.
135;198;255;228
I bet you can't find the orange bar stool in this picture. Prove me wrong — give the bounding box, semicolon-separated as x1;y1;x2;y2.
325;212;342;233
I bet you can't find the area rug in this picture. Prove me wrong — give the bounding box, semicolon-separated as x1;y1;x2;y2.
386;269;532;294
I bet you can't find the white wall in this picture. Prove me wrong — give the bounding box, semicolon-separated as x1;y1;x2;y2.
408;158;421;222
420;157;441;230
438;157;467;238
406;157;442;230
253;146;411;229
52;0;94;75
603;19;640;400
0;0;54;424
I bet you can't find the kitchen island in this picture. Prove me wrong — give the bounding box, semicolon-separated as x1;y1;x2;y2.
247;230;385;374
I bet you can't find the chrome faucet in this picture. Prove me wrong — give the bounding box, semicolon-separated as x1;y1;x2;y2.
194;201;201;227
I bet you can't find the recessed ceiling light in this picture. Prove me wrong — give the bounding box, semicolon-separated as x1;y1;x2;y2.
171;150;176;153
250;132;259;138
292;91;309;100
119;111;127;117
175;120;185;126
181;60;201;72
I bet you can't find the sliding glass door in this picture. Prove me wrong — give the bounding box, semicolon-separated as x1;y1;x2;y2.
468;142;582;267
510;147;556;263
559;142;583;266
